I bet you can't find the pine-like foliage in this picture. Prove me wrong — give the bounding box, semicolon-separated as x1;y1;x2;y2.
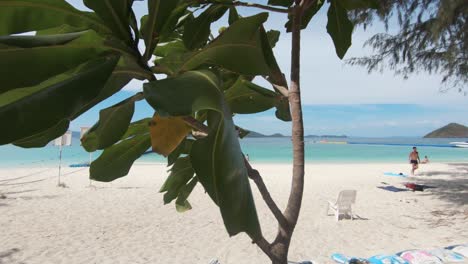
348;0;467;93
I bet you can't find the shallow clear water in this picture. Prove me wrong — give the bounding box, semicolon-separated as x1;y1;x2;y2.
0;137;467;168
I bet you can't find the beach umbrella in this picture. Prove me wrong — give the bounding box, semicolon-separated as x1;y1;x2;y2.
53;130;72;187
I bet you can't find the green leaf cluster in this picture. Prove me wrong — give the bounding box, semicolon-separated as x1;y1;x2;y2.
144;70;261;239
0;0;376;241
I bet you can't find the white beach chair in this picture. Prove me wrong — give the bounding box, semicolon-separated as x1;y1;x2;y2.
327;190;357;221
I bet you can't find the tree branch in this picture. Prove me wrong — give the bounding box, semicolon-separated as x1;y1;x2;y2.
182;116;209;136
244;157;290;230
179;115;289;232
263;76;289;97
254;236;274;260
197;0;291;14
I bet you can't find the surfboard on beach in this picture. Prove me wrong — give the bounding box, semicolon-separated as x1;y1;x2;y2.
383;172;408;177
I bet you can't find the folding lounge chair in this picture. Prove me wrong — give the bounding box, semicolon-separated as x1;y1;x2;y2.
327;190;357;221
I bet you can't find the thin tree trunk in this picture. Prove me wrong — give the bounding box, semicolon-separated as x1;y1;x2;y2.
268;3;305;263
284;1;305;229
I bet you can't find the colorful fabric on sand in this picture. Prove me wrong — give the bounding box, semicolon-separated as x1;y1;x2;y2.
429;249;465;262
398;250;443;264
331;253;370;264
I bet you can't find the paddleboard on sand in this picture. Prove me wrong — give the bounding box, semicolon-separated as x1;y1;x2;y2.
384;172;408;177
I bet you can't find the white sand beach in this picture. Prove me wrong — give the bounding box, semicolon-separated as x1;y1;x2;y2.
0;162;467;264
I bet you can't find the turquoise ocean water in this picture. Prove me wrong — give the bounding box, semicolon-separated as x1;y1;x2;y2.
0;137;467;168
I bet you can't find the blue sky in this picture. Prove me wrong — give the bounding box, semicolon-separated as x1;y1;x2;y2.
67;0;468;137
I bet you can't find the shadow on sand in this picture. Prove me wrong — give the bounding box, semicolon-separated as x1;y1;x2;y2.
0;248;24;264
416;163;468;206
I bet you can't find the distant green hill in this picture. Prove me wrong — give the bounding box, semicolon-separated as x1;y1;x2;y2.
245;131;347;138
245;131;286;138
424;123;468;138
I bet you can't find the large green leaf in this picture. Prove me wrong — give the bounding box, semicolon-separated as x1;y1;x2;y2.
154;40;188;57
144;71;221;116
121;118;152;139
154;14;275;78
83;0;134;44
266;30;280;48
160;156;195;204
86;99;151;185
258;27;291;121
141;0;187;59
219;70;240;91
81;96;136;152
167;138;193;166
175;177;198;212
153;40;193;76
191;109;260;238
144;70;261;239
0;33;101;93
225;78;277;114
70;70;135;119
0;31;113;93
90;134;151;182
0;31;84;47
0;0;110;35
228;6;239;25
36;24;86;35
179;13;271;76
71;48;150;119
12;119;69;148
285;0;325;32
327;0;354;59
0;55;119;145
183;5;228;50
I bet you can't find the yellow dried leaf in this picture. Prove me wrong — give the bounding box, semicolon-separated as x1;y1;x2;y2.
149;115;191;156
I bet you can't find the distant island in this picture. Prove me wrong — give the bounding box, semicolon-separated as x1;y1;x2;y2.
424;123;468;138
245;131;287;138
305;135;347;138
245;131;347;138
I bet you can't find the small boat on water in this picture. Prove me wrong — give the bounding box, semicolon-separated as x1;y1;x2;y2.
449;141;468;148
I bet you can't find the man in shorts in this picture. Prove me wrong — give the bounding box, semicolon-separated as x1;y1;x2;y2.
409;147;420;175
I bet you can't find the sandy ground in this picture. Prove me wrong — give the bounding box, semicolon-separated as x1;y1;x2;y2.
0;162;467;264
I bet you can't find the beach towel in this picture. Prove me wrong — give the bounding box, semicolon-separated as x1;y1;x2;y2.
368;255;408;264
331;253;369;264
398;250;443;264
403;183;424;192
377;186;408;192
429;248;465;262
384;172;408;177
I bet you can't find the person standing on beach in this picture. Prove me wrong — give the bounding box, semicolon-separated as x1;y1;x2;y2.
409;147;420;175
